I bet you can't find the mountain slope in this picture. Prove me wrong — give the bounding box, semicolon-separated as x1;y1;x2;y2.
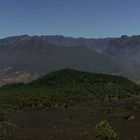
0;35;140;84
29;69;135;88
0;69;138;110
0;35;121;84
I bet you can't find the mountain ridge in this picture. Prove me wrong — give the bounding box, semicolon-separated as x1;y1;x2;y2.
0;34;140;84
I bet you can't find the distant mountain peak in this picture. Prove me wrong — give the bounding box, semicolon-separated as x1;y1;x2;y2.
121;35;129;40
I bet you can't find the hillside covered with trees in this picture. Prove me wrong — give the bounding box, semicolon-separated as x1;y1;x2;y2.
0;69;139;110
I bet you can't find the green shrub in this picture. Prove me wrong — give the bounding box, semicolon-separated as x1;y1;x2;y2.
95;120;118;140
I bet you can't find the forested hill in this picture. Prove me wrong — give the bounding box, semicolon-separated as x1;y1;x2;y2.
0;69;138;110
29;69;136;88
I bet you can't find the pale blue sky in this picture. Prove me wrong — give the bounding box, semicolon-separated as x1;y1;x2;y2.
0;0;140;38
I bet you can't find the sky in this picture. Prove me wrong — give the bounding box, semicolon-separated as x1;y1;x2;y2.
0;0;140;38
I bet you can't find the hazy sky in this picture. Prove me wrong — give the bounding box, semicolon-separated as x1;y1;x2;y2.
1;0;140;38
